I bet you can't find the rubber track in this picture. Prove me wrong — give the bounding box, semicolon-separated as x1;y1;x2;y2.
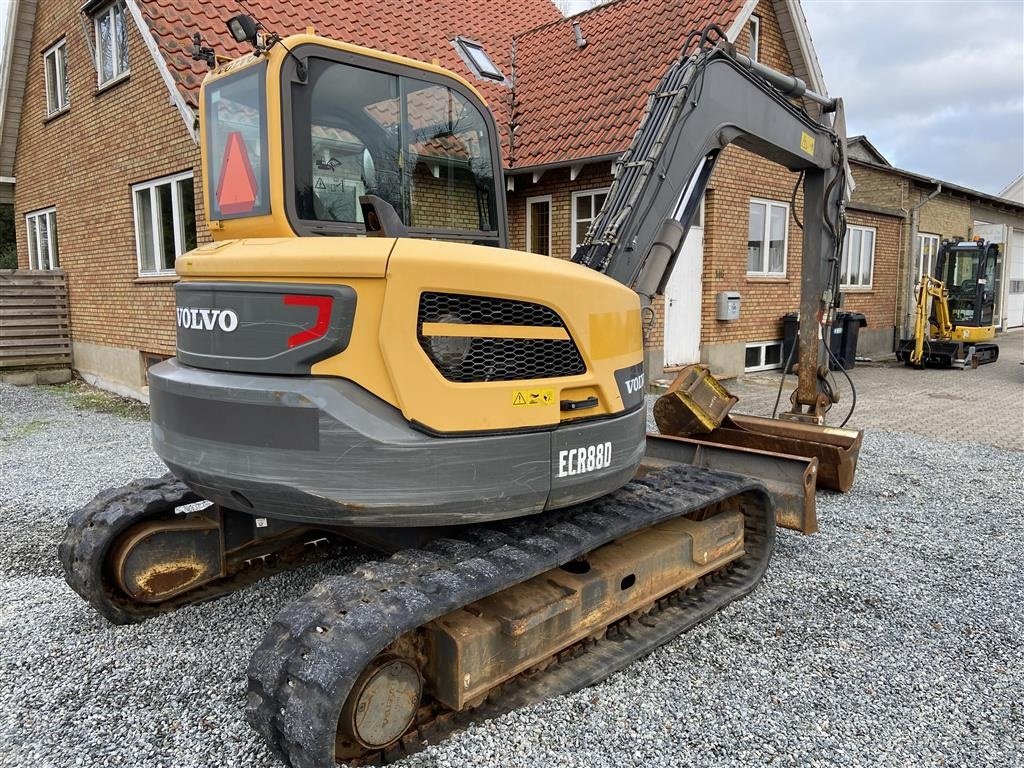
246;464;775;768
58;474;337;625
58;474;201;624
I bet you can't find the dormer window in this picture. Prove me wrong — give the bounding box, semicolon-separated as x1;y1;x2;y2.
453;38;504;81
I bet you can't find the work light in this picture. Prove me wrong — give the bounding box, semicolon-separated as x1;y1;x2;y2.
227;15;259;45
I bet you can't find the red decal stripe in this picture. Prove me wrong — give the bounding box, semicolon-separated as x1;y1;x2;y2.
284;295;333;348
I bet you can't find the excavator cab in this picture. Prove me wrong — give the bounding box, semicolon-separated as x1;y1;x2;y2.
936;240;998;328
204;44;505;244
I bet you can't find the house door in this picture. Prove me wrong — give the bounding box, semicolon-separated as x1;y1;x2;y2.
1008;228;1024;328
663;201;704;367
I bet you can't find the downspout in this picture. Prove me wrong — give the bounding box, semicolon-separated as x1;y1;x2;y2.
903;181;942;338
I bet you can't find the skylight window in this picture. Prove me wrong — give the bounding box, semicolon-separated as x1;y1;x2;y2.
454;38;504;81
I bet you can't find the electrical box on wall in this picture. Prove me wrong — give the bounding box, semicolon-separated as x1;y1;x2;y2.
716;291;741;321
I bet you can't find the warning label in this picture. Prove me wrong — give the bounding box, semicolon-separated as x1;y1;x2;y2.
512;389;555;407
800;131;815;156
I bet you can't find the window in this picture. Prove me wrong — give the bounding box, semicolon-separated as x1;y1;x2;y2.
840;224;875;288
132;172;197;275
44;40;69;115
284;56;499;240
748;16;760;62
571;188;609;252
747;199;788;276
917;232;940;279
745;340;782;372
206;64;270;221
94;1;129;87
454;38;504;81
526;196;552;256
26;208;60;270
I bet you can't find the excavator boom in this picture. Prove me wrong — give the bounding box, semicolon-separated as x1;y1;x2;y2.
574;30;851;421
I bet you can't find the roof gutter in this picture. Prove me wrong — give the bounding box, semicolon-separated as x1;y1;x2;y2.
505;152;622;176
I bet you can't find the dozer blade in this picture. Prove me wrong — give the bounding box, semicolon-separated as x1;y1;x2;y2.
643;432;818;534
680;413;863;492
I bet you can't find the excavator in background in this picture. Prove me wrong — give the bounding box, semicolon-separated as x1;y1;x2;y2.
59;19;861;768
897;238;1000;368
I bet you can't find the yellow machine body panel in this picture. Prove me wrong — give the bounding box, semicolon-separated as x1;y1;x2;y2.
176;237;643;433
931;321;996;343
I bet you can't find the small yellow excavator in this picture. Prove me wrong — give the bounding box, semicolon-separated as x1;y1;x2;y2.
59;18;861;767
897;238;1000;368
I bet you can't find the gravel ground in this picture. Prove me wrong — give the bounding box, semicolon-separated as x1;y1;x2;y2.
1;381;1022;768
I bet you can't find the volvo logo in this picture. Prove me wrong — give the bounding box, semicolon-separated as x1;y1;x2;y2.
176;307;239;332
624;373;645;394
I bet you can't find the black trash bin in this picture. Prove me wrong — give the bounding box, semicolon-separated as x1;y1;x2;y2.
832;311;867;370
826;314;846;370
781;312;800;372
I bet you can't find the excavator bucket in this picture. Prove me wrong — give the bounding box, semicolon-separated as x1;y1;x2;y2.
681;413;863;492
652;366;862;493
652;364;738;435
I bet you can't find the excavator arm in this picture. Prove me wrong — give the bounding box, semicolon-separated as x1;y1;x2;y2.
574;26;851;422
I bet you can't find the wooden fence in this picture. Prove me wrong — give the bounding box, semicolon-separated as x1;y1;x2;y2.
0;270;72;371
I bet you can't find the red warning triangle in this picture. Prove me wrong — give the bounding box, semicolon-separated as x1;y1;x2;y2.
216;131;259;216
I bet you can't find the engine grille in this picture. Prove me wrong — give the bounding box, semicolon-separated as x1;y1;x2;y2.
417;292;586;382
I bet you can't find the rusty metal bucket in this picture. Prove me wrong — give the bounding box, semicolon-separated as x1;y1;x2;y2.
683;413;863;492
652;364;738;435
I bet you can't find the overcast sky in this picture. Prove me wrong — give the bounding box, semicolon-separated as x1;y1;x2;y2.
802;0;1024;195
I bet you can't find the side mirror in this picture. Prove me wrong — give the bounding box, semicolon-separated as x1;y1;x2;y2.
359;195;408;238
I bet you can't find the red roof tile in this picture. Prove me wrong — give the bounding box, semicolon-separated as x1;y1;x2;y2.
509;0;745;168
136;0;562;150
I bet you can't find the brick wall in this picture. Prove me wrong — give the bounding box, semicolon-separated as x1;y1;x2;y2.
14;0;203;377
850;163;907;211
410;163;487;230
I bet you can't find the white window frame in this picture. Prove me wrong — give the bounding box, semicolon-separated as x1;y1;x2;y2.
744;340;782;372
840;224;876;288
570;187;610;253
132;171;195;276
526;195;552;257
43;39;69;115
25;207;59;270
93;1;130;88
748;15;760;62
917;232;940;279
747;198;789;277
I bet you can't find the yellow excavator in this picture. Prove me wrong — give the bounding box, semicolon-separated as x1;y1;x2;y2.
59;18;860;767
897;238;1000;368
